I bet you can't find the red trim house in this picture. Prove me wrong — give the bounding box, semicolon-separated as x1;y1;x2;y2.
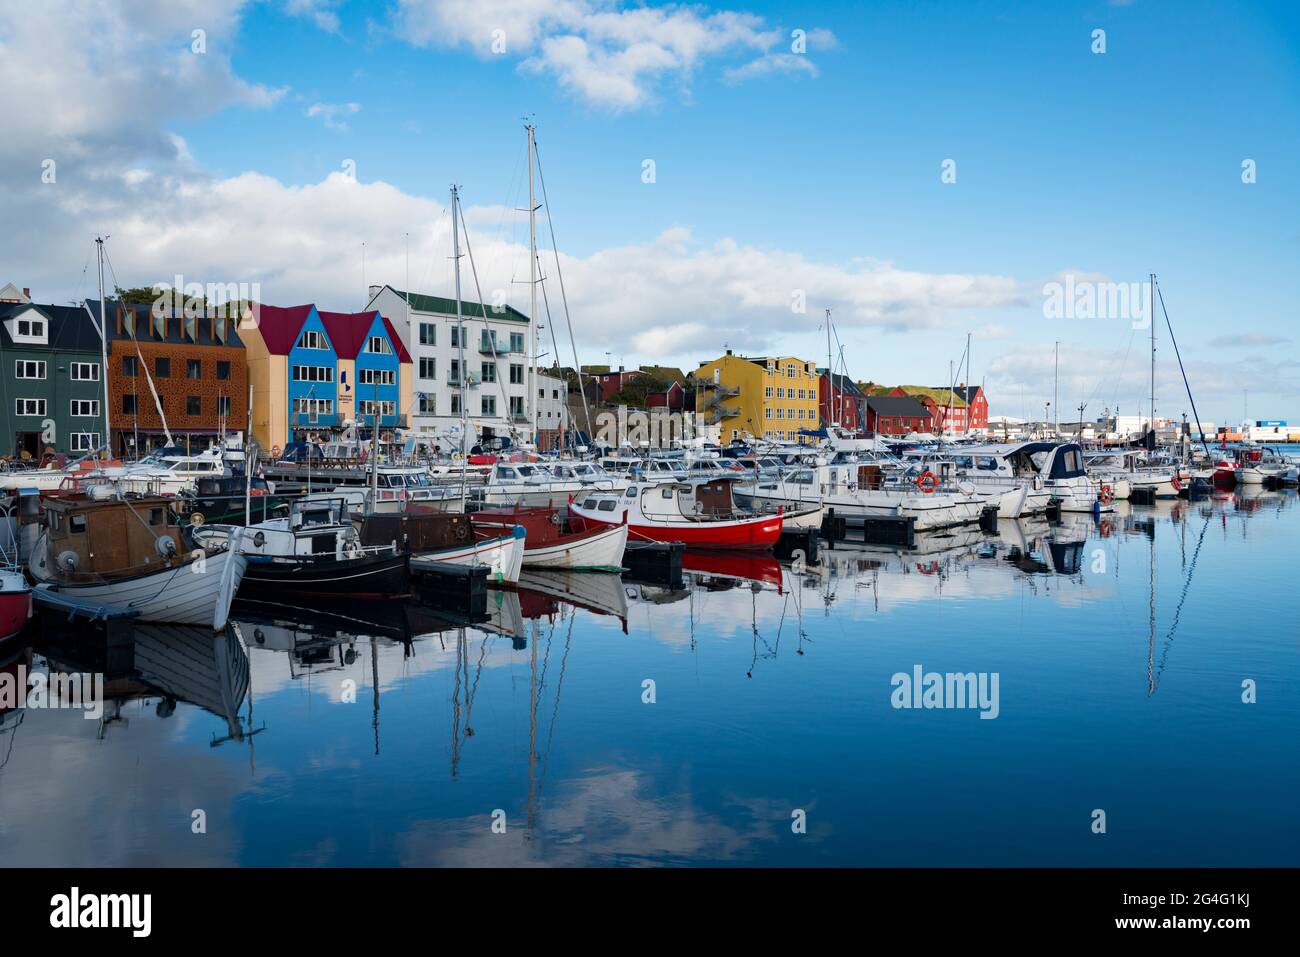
864;395;934;436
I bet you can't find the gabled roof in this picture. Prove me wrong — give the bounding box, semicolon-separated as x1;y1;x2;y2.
317;309;371;360
381;316;412;363
0;301;104;352
865;395;932;417
254;304;317;355
640;365;687;384
899;385;968;407
817;370;863;396
380;285;530;324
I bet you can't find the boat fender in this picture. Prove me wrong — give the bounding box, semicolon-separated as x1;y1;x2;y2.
253;531;266;548
1032;474;1043;491
1171;474;1182;492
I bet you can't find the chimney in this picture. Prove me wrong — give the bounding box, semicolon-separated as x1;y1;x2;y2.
725;349;732;356
22;287;30;297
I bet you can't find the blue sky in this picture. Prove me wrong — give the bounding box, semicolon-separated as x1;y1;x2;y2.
3;0;1297;424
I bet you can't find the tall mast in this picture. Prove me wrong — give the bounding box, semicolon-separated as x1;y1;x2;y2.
95;236;112;455
1053;340;1059;438
453;185;467;475
825;308;833;428
964;330;971;435
1150;272;1156;438
527;123;538;447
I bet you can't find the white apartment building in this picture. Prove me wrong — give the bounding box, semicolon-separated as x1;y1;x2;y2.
368;285;557;447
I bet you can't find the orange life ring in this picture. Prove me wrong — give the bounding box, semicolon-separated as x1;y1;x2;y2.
1099;519;1114;537
1099;483;1114;505
916;470;938;494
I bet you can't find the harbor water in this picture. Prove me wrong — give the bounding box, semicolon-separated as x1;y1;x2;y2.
1;488;1296;866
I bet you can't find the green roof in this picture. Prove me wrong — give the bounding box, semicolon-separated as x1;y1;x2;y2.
388;287;530;323
896;385;968;407
639;365;687;384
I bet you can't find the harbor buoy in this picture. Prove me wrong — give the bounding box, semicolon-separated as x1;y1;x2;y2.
916;470;938;494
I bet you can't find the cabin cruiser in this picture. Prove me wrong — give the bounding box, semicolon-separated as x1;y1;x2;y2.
736;460;988;531
901;443;1066;517
26;492;246;629
1233;446;1297;486
1083;449;1179;498
470;462;592;508
192;498;409;599
113;446;231;494
543;461;619;491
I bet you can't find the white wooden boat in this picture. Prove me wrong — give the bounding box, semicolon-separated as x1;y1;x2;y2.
409;527;526;584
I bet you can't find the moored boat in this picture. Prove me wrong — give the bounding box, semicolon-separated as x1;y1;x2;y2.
471;505;628;571
26;493;246;630
571;481;783;551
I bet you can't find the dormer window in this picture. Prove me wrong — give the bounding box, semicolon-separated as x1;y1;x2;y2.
365;335;391;355
10;309;48;343
297;329;328;350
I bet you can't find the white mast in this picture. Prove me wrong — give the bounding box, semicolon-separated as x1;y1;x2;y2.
94;236;112;455
526;123;539;447
453;185;468;499
1150;272;1156;440
1053;340;1060;438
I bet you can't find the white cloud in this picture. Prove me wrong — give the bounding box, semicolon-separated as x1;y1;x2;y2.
391;0;835;109
0;0;285;172
305;100;362;130
284;0;342;33
723;52;818;84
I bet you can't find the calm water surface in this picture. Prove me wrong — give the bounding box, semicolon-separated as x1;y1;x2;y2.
2;488;1297;866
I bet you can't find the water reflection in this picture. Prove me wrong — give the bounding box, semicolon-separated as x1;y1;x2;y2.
0;488;1296;866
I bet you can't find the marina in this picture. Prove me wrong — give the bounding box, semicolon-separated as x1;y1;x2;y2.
0;481;1295;866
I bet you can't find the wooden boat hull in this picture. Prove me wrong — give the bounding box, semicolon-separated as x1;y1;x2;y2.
518;521;628;570
27;531;247;630
237;551;410;599
583;512;782;550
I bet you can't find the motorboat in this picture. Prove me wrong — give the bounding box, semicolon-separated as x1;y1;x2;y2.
192;498;409;599
1083;449;1178;498
0;568;31;641
471;505;628;571
26;493;246;629
571;481;784;550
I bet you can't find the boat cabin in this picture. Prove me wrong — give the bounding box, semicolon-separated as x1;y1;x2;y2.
37;495;190;580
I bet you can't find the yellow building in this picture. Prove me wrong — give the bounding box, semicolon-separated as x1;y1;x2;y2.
693;351;820;444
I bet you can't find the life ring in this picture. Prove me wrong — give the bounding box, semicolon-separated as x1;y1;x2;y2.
916;470;938;494
1099;519;1114;538
1099;483;1114;505
549;511;564;526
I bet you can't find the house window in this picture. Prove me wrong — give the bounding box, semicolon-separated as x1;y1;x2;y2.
70;362;99;381
480;362;496;383
14;398;45;416
481;395;496;416
70;433;101;452
510;332;525;353
154;357;170;378
16;318;44;338
776;408;784;419
70;399;99;417
186;396;201;416
14;360;45;379
122;355;138;376
776;387;784;398
217;396;231;416
509;396;524;417
365;336;391;355
186;359;202;379
509;364;524;384
292;397;334;417
765;408;772;419
450;394;461;415
296;329;328;350
451;326;461;348
292;365;334;382
786;364;796;378
216;360;231;380
765;386;773;398
122;394;138;414
359;368;396;386
418;394;436;415
419;322;436;345
419;357;436;379
359;399;396;417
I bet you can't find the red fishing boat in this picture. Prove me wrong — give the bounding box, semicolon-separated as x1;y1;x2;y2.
470;505;627;570
0;569;33;642
571;481;783;551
